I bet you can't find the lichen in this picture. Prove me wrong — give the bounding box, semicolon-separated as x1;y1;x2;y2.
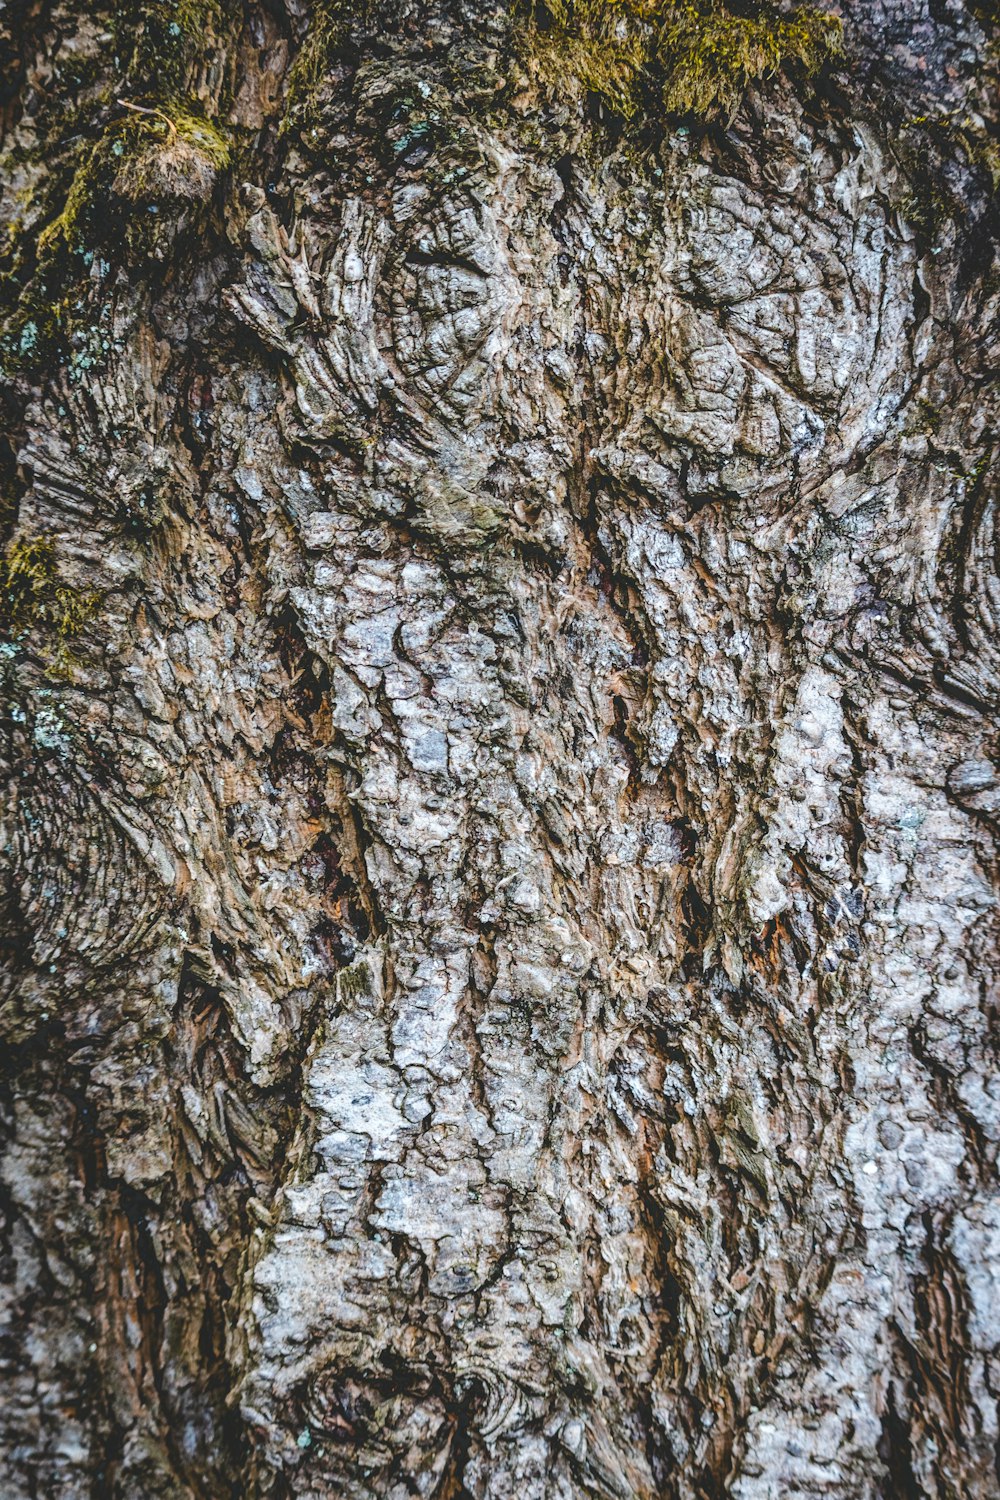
519;0;842;122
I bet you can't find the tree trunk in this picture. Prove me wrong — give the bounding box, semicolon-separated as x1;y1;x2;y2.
3;1;1000;1495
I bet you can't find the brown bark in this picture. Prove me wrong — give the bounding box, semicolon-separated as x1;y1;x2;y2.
3;1;1000;1496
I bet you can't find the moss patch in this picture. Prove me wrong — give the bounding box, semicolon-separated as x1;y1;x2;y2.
282;3;348;130
903;112;1000;194
523;0;650;118
520;0;842;122
0;0;241;379
0;535;100;648
110;0;242;108
659;2;841;118
1;101;231;377
36;105;231;259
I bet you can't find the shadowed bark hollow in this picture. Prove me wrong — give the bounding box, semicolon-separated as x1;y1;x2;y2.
3;0;1000;1495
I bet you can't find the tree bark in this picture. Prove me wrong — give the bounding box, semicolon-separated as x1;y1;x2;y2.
3;1;1000;1495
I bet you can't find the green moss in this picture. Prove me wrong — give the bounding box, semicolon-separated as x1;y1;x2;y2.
279;0;365;140
904;395;946;436
2;102;231;376
519;0;842;122
111;0;242;105
34;136;112;263
337;958;373;1003
0;535;100;646
891;111;1000;248
659;2;841;118
171;107;232;168
0;0;243;384
520;0;657;119
285;7;346;112
523;0;649;118
903;112;1000;195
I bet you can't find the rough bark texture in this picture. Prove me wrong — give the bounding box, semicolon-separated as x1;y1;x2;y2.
3;1;1000;1495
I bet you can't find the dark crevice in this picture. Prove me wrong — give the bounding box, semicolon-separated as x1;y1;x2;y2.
877;1380;920;1499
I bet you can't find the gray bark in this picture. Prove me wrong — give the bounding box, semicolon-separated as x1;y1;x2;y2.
3;1;1000;1495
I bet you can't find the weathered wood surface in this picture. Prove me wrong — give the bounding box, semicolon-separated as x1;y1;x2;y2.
3;1;1000;1494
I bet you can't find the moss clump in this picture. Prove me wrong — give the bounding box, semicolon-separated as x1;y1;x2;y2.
170;107;232;169
0;0;241;377
0;535;100;647
109;104;232;222
524;0;651;118
659;2;841;117
279;0;371;143
1;101;231;376
903;112;1000;194
520;0;843;122
34;137;111;264
283;5;346;118
110;0;242;108
893;111;1000;247
37;105;231;261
